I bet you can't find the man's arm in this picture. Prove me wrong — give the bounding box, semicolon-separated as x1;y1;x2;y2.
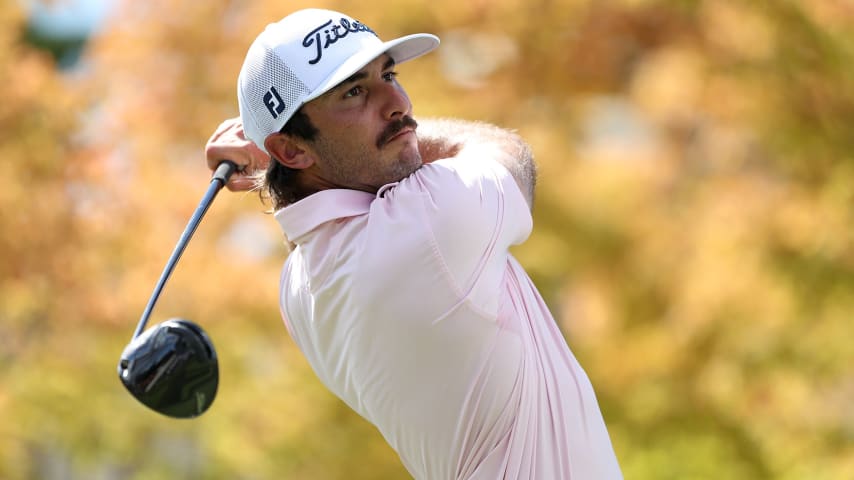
416;118;537;208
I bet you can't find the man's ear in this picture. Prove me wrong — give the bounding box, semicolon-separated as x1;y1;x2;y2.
265;133;315;170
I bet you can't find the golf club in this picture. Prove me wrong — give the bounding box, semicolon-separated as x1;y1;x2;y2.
118;160;237;418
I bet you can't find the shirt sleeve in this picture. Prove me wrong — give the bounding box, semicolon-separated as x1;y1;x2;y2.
385;144;534;316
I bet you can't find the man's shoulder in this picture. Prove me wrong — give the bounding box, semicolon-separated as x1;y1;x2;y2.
421;152;512;181
378;154;513;207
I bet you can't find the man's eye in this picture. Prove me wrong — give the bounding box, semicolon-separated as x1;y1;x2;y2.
383;71;399;82
344;86;363;98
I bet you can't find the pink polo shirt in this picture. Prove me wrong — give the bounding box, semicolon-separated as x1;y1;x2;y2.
275;146;622;479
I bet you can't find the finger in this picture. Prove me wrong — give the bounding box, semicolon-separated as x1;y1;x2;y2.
227;174;258;192
208;117;241;143
205;143;250;171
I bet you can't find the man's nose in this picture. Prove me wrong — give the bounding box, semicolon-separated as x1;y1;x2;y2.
380;82;411;120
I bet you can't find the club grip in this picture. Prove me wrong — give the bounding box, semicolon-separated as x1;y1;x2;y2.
212;160;238;186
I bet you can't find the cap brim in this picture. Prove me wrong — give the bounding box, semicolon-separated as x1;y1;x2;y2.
303;33;440;105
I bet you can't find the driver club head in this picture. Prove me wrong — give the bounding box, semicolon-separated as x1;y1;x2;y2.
118;318;218;418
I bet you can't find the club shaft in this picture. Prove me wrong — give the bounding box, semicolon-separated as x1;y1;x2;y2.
131;161;237;340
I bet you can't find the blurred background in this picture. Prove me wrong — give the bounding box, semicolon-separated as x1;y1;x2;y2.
2;0;853;478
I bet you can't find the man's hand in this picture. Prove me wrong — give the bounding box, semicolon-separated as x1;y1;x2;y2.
205;117;271;192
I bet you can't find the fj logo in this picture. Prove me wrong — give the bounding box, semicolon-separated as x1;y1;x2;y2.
263;86;286;119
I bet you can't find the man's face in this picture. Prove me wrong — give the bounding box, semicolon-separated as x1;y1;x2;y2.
300;54;422;192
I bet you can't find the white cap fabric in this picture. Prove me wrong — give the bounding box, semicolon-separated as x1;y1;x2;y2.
237;9;440;153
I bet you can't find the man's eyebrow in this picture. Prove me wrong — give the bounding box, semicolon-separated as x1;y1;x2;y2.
329;57;398;94
340;71;368;87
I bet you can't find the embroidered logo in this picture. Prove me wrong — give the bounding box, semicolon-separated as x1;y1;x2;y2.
263;86;286;119
303;18;377;65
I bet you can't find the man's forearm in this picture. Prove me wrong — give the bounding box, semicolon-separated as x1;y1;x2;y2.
416;118;464;163
416;118;537;208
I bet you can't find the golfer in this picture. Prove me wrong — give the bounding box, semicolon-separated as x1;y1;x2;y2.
206;8;622;479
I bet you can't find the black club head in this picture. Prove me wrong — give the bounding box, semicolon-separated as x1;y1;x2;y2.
118;318;218;418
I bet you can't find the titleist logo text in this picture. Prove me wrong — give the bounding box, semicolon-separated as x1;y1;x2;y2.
303;18;377;65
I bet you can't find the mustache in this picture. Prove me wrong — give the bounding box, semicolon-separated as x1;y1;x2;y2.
376;115;418;148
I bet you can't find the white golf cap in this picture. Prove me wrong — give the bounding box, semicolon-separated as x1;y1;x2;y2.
237;9;440;153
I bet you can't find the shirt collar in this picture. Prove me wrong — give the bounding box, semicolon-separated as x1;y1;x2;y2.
274;189;375;242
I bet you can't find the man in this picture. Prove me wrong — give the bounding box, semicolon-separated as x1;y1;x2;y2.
206;8;622;479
